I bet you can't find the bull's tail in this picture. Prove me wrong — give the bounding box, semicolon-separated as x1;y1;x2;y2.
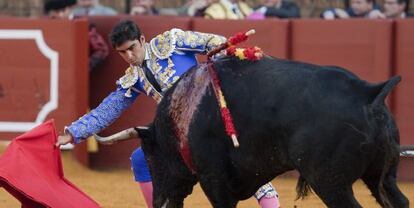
365;75;402;207
295;175;312;200
371;75;401;106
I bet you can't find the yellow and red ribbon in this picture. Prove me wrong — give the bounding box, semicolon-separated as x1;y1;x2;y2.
206;29;263;148
207;29;256;59
226;46;263;61
208;64;239;147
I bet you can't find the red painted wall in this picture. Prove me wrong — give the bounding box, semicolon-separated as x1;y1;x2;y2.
290;19;393;83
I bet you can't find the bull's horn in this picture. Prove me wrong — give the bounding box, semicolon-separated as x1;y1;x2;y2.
94;127;138;145
135;126;149;130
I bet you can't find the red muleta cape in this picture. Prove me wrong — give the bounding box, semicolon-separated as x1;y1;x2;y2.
0;120;100;208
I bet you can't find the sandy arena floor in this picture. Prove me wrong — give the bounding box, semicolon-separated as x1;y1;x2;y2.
0;146;413;208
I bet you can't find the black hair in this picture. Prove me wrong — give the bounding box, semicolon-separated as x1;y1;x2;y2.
109;19;142;48
44;0;77;15
399;0;410;13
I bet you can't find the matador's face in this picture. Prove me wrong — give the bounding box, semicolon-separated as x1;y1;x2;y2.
115;35;146;67
351;0;373;15
383;0;405;18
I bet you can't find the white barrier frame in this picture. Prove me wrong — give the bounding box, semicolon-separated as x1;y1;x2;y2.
0;30;59;132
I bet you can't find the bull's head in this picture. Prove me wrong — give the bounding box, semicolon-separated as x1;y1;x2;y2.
95;124;196;207
135;125;157;157
93;125;157;164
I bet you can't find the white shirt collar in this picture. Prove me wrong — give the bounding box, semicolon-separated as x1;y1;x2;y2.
144;43;150;61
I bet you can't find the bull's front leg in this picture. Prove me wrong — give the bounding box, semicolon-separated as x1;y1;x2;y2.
151;172;196;208
198;174;238;208
191;137;238;208
150;157;197;208
152;176;196;208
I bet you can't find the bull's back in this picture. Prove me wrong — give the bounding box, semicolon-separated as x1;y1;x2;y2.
199;57;384;172
213;57;375;128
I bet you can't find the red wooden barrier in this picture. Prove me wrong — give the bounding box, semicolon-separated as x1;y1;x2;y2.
393;19;414;181
394;19;414;146
0;18;88;141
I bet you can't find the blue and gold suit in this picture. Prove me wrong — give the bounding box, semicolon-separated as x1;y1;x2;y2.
66;28;277;201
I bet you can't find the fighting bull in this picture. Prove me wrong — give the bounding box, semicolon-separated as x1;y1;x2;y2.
97;55;409;208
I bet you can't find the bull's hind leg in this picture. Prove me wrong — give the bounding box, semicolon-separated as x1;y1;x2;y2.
301;172;361;208
382;173;409;208
363;165;409;208
310;184;362;208
362;173;385;206
384;162;409;208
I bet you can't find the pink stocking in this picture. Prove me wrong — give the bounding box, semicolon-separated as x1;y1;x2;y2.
259;195;281;208
138;182;153;208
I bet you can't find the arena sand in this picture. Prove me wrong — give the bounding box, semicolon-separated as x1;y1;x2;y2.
0;145;413;207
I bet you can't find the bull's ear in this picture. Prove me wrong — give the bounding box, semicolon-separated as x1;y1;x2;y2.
135;126;151;140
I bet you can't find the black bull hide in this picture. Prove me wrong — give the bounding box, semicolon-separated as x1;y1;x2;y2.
137;56;409;208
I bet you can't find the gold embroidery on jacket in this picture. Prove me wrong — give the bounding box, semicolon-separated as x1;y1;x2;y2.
150;29;179;59
119;67;139;89
146;29;226;94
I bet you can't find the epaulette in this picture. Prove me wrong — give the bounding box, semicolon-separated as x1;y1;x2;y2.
149;28;181;60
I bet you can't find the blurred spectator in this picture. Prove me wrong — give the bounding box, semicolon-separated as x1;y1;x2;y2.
187;0;216;16
44;0;77;19
166;0;215;16
130;0;159;15
253;0;300;18
88;24;110;70
204;0;252;19
321;0;384;19
383;0;413;18
72;0;117;16
44;0;109;71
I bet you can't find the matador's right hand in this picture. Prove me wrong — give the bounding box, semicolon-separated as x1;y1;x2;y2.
55;134;74;147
